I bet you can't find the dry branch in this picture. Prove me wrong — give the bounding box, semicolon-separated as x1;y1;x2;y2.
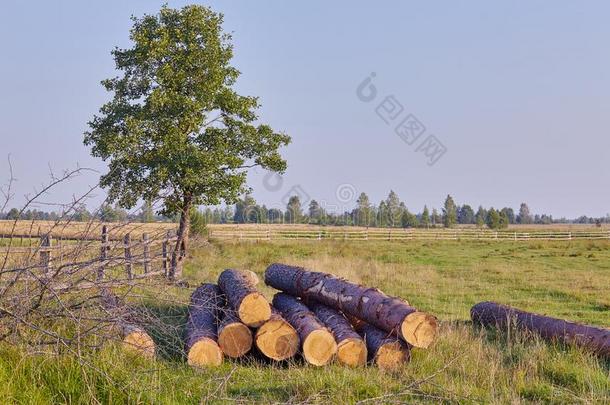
264;263;438;348
218;269;270;327
471;301;610;358
272;293;337;366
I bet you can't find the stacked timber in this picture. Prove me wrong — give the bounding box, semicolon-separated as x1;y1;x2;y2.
272;293;337;366
217;309;253;358
218;269;271;327
355;322;410;371
264;263;438;349
471;301;610;358
184;283;224;367
255;308;300;361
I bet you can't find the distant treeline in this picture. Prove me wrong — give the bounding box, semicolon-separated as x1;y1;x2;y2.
2;191;608;230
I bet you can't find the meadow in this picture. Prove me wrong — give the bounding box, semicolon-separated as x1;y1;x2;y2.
0;238;608;403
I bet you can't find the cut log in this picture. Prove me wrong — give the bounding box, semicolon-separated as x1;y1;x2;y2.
255;308;300;361
218;269;271;327
100;289;155;358
357;322;410;371
264;263;437;348
309;302;367;367
471;301;610;358
272;293;337;366
184;283;224;367
217;309;253;358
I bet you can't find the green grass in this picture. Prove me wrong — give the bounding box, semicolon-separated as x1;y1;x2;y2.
1;239;609;403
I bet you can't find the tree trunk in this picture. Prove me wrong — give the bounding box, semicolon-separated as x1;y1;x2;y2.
170;196;192;281
184;283;223;367
471;301;610;358
272;293;337;366
218;269;271;327
255;308;300;361
356;322;410;371
100;289;155;358
217;309;253;358
309;302;367;367
264;263;437;348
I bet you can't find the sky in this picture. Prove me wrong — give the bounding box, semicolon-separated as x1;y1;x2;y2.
0;1;609;218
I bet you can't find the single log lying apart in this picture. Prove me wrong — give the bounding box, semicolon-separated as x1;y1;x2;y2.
255;308;300;361
309;302;367;366
471;301;610;358
272;293;337;366
185;283;224;367
357;322;410;371
100;289;155;358
217;309;253;358
218;269;271;327
265;263;438;348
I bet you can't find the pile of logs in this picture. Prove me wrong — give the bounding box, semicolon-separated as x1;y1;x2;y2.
184;264;438;370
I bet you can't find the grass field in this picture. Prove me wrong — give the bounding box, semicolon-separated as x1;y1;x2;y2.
0;239;609;403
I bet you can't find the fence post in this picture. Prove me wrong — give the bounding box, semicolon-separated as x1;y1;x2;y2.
162;231;170;278
124;233;133;280
98;225;108;280
143;233;150;274
40;234;52;275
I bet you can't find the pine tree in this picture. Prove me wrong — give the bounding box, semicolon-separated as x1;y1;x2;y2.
442;194;457;228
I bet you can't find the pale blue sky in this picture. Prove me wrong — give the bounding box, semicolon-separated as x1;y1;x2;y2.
1;1;608;217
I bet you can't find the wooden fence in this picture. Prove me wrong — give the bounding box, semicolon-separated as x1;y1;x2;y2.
208;227;610;242
0;225;178;282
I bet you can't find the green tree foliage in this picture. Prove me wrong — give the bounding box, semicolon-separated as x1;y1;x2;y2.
189;207;207;237
457;204;475;224
401;210;419;228
431;208;442;226
83;5;290;277
475;206;487;228
285;196;302;224
353;192;373;226
234;194;258;223
385;190;402;227
517;203;532;224
308;200;324;224
500;207;515;224
486;207;505;229
140;200;155;223
420;205;431;228
5;208;20;220
442;194;457;228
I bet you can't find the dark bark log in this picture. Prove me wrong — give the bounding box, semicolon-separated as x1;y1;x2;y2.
309;302;367;366
471;301;610;358
356;322;410;371
218;269;271;327
217;309;253;358
184;283;223;366
170;196;191;281
264;263;437;348
272;293;337;366
100;289;155;358
255;308;300;361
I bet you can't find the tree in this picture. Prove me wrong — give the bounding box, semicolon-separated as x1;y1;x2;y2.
500;207;515;224
5;208;20;220
234;194;258;223
308;200;324;224
431;208;442;226
420;206;430;228
457;204;475;224
140;200;155;223
475;206;487;228
354;192;373;227
442;194;457;228
84;5;290;279
285;196;302;224
385;191;402;227
401;210;419;228
517;203;532;224
486;208;501;229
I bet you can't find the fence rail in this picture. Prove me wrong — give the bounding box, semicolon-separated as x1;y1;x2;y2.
208;228;610;242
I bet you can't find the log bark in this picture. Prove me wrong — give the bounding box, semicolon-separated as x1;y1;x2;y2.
264;263;437;348
471;301;610;358
100;289;155;358
217;309;253;358
218;269;271;327
272;293;337;366
255;308;300;361
356;322;410;371
184;283;223;367
309;302;367;366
